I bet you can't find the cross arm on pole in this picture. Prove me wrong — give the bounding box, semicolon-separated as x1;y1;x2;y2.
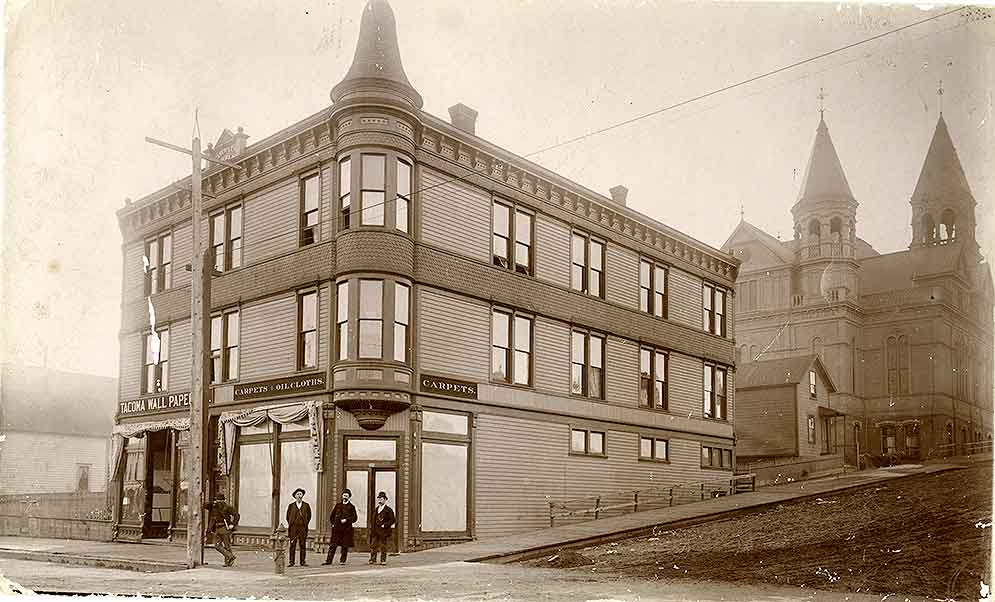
145;136;245;171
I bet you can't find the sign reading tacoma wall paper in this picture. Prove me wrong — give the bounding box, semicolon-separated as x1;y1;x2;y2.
419;374;478;400
233;373;327;401
118;392;192;417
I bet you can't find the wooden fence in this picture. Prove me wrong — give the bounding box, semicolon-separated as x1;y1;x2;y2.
548;474;755;527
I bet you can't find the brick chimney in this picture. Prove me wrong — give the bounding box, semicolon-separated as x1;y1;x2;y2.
448;103;478;135
609;185;628;206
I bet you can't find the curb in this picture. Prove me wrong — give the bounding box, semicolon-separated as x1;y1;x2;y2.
0;547;189;573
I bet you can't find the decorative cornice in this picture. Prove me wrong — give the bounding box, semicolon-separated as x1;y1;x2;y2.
417;120;738;284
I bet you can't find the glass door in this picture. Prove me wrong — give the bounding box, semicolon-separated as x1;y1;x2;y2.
342;437;398;552
145;430;173;538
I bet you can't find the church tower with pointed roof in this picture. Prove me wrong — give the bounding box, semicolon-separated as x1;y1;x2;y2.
909;114;979;260
790;113;860;304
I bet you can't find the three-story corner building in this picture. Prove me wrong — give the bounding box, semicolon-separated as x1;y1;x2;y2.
110;0;739;550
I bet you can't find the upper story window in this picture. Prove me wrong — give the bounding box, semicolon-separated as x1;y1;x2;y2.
394;283;410;362
358;279;384;358
210;309;239;384
571;232;605;298
491;309;533;386
339;158;352;230
703;364;727;421
336;281;349;361
300;173;320;246
807;415;816;444
360;154;386;226
808;369;817;397
571;331;604;399
210;204;242;272
639;260;668;318
702;283;727;337
396;159;411;234
144;232;172;296
298;291;318;370
143;327;169;394
570;428;605;457
492;201;533;275
639;348;668;410
701;445;733;470
640;437;669;461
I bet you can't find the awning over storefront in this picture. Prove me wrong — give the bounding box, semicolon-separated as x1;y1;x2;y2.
217;400;323;475
110;418;191;482
818;406;844;418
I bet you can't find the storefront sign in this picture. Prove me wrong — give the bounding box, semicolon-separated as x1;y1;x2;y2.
233;373;327;401
118;392;192;417
419;374;478;400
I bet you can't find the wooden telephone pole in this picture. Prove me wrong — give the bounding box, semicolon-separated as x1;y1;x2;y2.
146;125;242;568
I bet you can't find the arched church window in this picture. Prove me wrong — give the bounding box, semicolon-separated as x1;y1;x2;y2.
921;214;936;244
830;217;842;237
808;219;821;238
886;336;898;396
939;209;956;241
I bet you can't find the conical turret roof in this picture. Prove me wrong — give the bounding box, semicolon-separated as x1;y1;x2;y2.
331;0;423;109
796;117;855;204
911;115;974;203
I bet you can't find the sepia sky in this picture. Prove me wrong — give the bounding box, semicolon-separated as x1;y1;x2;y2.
3;0;993;378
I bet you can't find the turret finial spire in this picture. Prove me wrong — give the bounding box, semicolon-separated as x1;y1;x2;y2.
817;87;828;120
937;79;944;116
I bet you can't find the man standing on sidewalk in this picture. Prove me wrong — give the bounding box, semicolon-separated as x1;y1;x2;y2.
286;487;312;567
204;493;239;567
322;489;357;565
369;491;395;565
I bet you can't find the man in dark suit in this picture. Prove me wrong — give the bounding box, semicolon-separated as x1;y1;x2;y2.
286;487;312;567
369;491;396;565
322;488;358;565
203;493;239;567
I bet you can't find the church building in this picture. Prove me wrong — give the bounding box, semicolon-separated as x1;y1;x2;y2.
722;106;993;465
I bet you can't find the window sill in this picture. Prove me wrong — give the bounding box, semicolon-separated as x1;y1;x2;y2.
638;404;671;413
569;393;605;401
700;416;730;423
489;379;534;391
568;451;608;459
638;457;671;464
700;465;733;471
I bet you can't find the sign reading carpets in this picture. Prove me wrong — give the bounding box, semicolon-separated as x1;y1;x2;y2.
419;374;478;400
118;392;192;417
233;373;327;401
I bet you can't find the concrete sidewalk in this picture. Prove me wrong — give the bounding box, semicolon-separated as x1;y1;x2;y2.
0;462;964;576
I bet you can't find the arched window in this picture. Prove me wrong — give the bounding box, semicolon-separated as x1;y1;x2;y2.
886;336;898;396
830;217;842;237
921;214;936;243
939;209;956;241
808;219;821;237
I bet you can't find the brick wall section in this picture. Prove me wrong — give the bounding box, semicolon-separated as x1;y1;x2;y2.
415;245;735;366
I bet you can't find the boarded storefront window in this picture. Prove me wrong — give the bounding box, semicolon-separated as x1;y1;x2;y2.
279;439;318;529
421;442;467;532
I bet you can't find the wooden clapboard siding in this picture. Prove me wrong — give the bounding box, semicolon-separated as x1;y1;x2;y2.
0;432;110;494
605;244;639;309
420;167;490;263
417;287;490;382
669;268;703;329
123;242;145;302
170;319;192;392
119;333;143;399
474;413;717;539
669;352;703;416
736;385;795;457
534;317;570;394
319;284;330;369
605;338;638;407
534;215;570;288
244;180;298;264
239;294;296;380
172;222;193;289
321;164;334;242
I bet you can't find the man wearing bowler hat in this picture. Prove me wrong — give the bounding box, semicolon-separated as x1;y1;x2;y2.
369;491;396;565
322;488;357;565
286;487;312;567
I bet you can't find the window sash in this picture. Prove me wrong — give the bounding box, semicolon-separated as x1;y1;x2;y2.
491;311;511;382
336;282;349;361
299;292;318;369
360;154;386;226
301;174;320;245
394;284;410;362
396;159;411;233
339;158;352;229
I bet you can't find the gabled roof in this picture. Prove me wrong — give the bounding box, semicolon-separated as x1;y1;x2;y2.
911;115;974;203
858;243;974;295
796;117;855;204
738;355;837;392
720;219;795;265
1;365;117;437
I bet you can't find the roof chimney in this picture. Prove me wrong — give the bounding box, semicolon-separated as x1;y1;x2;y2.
609;185;628;206
448;103;478;135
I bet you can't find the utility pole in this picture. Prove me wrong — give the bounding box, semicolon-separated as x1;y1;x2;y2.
146;127;242;568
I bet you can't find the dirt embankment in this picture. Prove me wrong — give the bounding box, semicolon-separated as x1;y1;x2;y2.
525;464;992;600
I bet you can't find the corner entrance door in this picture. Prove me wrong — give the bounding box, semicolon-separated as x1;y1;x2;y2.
344;468;397;553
